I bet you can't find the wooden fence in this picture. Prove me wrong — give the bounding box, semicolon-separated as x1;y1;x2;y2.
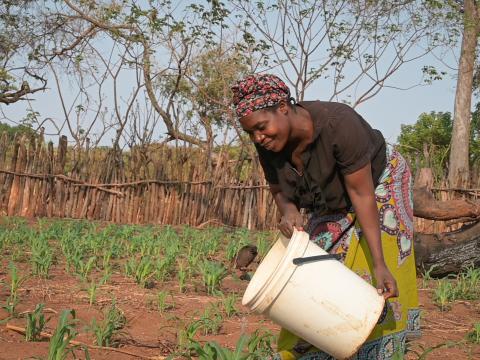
0;132;278;229
1;131;478;233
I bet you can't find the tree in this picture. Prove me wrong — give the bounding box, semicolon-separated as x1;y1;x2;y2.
447;0;480;187
231;0;454;105
398;108;480;182
398;112;452;179
0;1;49;105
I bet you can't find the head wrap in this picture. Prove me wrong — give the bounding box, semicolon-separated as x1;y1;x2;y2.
231;74;291;118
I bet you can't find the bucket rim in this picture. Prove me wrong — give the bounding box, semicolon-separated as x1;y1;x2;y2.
242;230;310;312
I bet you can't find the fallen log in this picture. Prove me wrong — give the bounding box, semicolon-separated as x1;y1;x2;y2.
414;221;480;277
413;186;480;221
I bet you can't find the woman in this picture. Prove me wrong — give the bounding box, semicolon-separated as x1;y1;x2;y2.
231;74;420;360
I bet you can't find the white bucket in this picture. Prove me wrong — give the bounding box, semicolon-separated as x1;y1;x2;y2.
242;230;385;359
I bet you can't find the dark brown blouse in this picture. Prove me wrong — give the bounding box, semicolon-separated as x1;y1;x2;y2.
256;101;386;213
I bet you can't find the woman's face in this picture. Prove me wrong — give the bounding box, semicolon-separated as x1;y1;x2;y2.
239;106;290;152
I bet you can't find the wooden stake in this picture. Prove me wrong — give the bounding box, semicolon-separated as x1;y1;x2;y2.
5;323;165;359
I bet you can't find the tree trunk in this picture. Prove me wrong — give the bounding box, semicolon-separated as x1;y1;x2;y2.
448;0;480;188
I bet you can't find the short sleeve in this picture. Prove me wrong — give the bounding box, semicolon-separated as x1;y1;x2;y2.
255;144;279;184
328;105;373;175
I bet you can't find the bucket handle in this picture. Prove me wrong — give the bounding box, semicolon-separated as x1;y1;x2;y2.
292;253;342;265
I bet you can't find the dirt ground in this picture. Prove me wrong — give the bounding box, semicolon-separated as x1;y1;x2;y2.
0;257;479;360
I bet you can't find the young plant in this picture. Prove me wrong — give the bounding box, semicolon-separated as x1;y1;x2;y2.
125;256;156;288
226;232;249;262
421;264;438;289
88;301;126;347
47;309;89;360
76;256;97;282
25;303;49;341
87;281;97;306
190;334;273;360
255;231;273;260
2;262;28;317
177;263;187;293
177;319;204;350
198;260;228;295
454;266;480;300
466;322;480;344
30;234;53;278
221;293;239;318
156;290;175;314
246;328;275;359
200;303;223;335
432;278;455;311
100;249;112;285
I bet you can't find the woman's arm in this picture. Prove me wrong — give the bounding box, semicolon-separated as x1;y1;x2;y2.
270;184;304;238
343;162;399;299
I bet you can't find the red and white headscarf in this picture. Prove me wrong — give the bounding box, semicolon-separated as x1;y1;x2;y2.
231;74;291;118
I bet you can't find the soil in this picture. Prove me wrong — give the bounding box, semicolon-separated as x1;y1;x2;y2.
0;240;479;359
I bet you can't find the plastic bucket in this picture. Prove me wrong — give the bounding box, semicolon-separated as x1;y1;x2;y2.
242;230;385;359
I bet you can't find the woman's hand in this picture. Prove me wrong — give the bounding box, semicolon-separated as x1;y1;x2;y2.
373;263;399;300
279;208;304;238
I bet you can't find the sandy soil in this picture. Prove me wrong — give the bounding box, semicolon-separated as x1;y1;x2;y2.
0;255;479;359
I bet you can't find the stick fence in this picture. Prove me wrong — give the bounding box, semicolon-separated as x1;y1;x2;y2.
1;132;479;232
0;132;278;229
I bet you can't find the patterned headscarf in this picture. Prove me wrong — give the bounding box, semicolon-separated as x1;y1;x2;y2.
231;74;291;118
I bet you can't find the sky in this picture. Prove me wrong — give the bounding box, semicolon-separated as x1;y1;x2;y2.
344;75;458;144
1;49;461;147
0;1;469;147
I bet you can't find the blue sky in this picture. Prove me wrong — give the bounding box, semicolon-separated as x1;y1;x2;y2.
0;66;459;145
0;1;468;147
345;75;458;144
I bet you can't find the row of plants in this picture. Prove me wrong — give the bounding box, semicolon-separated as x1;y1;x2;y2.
2;272;275;359
0;216;277;358
422;265;480;311
0;217;273;297
1;216;479;359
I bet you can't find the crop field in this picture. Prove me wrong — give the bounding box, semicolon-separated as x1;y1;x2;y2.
0;216;479;359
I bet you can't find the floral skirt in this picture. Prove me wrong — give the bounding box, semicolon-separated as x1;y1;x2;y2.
275;150;420;360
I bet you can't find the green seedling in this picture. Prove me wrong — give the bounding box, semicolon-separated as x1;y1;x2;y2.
421;264;438;289
246;328;275;358
156;290;175;313
30;234;53;278
200;303;223;335
88;301;126;347
409;341;460;360
76;256;97;282
255;232;272;261
99;266;112;285
185;331;274;360
177;319;204;350
178;263;187;293
2;262;28;317
87;281;97;306
454;265;480;300
125;256;156;288
432;278;454;311
221;293;239;318
226;235;248;262
47;309;89;360
466;322;480;344
198;260;228;295
25;303;49;341
186;336;250;360
156;255;176;282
